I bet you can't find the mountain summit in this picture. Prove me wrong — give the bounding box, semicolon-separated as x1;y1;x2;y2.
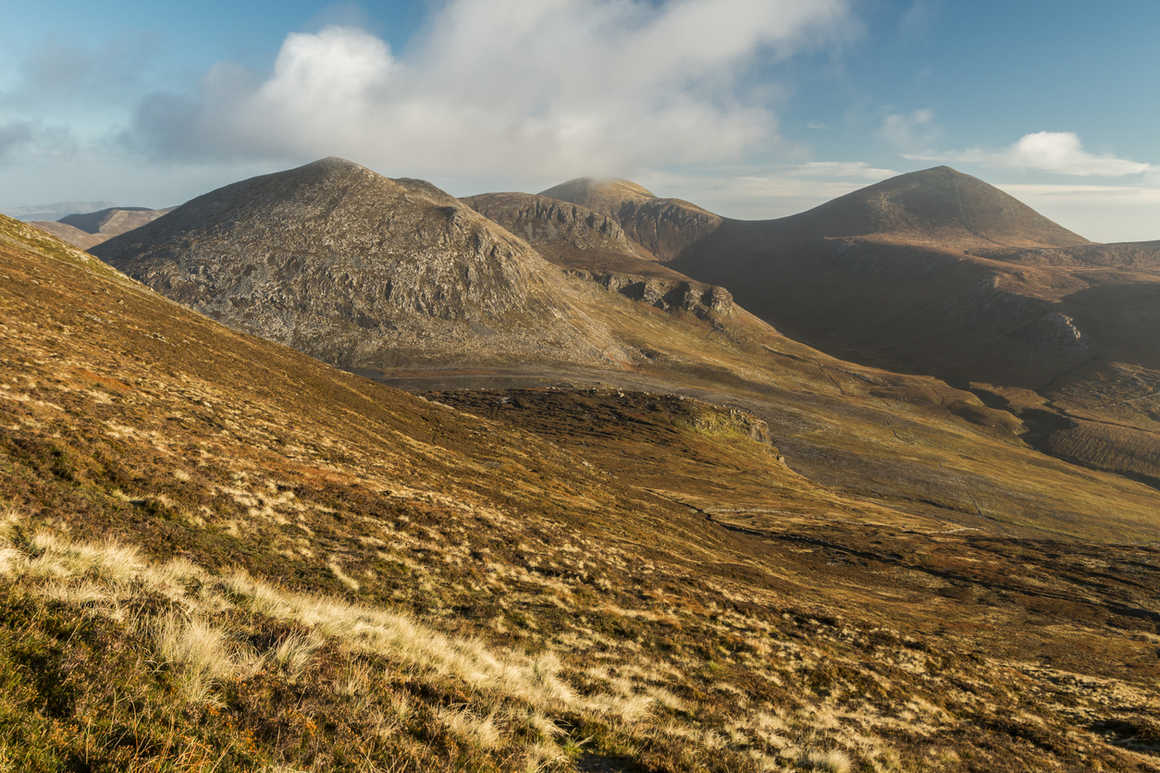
778;166;1087;248
539;177;658;210
540;177;721;261
95;158;623;371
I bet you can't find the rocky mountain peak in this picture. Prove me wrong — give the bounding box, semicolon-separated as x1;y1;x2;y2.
539;177;722;261
93;159;625;371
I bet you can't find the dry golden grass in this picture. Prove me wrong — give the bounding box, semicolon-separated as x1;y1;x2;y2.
2;214;1160;770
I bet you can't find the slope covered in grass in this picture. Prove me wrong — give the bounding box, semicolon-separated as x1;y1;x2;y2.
4;215;1160;770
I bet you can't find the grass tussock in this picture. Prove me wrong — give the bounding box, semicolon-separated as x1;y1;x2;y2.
0;512;695;770
797;748;852;773
153;612;248;704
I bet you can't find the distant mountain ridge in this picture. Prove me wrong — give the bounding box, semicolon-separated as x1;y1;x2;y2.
30;205;172;250
768;166;1088;248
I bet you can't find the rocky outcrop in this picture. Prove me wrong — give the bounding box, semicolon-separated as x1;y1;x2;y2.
566;268;732;320
539;178;722;261
463;192;637;258
1018;311;1087;349
94;158;625;370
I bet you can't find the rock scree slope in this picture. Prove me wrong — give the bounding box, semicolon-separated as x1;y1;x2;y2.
94;157;625;370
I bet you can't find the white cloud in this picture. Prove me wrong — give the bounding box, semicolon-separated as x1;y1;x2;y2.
996;183;1160;242
0;119;75;163
0;121;33;160
643;160;900;220
127;0;853;178
878;108;937;152
1000;183;1160;201
908;131;1152;177
787;161;899;179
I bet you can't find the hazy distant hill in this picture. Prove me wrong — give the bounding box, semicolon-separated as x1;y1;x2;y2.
30;205;172;250
10;200;114;221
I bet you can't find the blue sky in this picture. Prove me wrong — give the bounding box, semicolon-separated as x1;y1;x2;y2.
2;0;1157;241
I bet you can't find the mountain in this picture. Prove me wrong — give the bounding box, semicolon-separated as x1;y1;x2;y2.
462;190;720;317
540;177;723;260
8;197;1160;770
462;191;665;275
31;205;172;250
26;220;105;250
463;192;636;257
527;166;1160;488
95;158;625;371
764;165;1087;248
657;167;1097;386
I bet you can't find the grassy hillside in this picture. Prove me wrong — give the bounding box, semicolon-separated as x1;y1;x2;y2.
5;215;1160;770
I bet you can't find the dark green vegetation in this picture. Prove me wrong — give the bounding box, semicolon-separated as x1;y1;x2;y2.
5;196;1160;772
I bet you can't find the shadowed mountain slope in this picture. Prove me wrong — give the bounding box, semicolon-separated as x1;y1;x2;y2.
527;166;1160;487
661;167;1098;386
9;204;1160;770
95;158;624;370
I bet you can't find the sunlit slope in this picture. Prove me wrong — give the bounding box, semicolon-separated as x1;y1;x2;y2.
5;215;1160;770
95;158;625;370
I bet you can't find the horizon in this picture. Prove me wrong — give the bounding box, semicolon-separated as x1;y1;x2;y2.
2;1;1158;242
15;159;1116;244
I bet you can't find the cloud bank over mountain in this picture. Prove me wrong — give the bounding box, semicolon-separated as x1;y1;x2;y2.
911;131;1153;177
127;0;852;177
2;0;1156;242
